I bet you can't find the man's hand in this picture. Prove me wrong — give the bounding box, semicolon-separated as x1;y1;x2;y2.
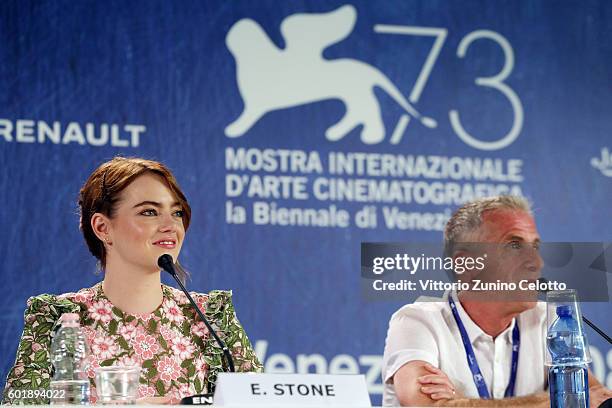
392;361;548;407
590;384;612;408
418;363;463;401
393;360;462;406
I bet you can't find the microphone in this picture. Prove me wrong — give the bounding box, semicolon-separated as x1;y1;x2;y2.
158;254;236;372
537;278;611;344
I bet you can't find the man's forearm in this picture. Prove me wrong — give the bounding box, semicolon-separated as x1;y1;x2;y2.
433;392;548;407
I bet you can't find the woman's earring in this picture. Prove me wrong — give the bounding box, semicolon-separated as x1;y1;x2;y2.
105;238;112;246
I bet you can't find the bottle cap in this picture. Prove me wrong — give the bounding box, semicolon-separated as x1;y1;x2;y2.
60;313;80;327
556;305;572;317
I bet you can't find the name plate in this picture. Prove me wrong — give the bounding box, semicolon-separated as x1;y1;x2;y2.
213;373;371;407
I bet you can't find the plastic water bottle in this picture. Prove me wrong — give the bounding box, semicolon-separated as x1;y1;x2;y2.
49;313;91;404
546;305;589;408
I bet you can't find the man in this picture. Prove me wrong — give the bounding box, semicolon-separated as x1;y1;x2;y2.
381;196;611;407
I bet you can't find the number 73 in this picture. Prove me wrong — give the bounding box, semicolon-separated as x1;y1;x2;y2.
374;25;523;151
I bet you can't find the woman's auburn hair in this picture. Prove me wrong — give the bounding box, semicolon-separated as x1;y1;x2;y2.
78;157;192;273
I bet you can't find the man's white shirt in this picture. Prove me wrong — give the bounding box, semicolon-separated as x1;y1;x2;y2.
382;291;547;406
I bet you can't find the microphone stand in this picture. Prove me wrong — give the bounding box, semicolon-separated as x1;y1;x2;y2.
158;255;235;372
158;255;235;405
582;316;612;344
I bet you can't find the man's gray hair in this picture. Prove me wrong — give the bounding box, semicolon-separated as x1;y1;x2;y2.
443;195;532;257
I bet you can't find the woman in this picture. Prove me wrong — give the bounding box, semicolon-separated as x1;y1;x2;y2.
4;157;262;404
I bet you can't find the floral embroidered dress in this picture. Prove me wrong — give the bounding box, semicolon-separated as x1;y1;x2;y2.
3;283;262;404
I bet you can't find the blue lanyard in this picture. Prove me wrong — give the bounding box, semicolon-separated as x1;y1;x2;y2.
448;296;520;399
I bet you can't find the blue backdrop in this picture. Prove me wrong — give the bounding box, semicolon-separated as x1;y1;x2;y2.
1;1;611;404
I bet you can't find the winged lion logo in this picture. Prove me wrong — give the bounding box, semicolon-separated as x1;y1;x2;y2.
225;5;437;144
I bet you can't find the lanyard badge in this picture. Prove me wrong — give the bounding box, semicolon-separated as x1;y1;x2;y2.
448;296;520;399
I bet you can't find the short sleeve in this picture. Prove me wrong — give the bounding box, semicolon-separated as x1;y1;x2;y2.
381;308;440;384
2;295;79;405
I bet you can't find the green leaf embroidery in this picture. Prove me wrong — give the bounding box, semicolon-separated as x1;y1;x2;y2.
187;364;196;377
34;350;47;364
100;358;116;366
141;359;155;369
155;379;165;395
146;366;158;379
181;321;190;337
159;337;169;351
108;320;118;335
194;336;205;349
34;322;53;335
147;319;158;333
112;307;125;319
117;337;130;350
